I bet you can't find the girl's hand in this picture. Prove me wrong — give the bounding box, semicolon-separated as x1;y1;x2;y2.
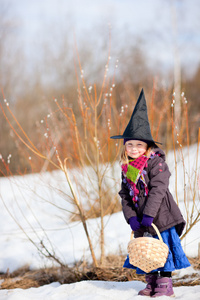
129;216;141;231
141;214;154;227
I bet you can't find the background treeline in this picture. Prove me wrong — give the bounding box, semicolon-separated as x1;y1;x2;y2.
0;3;200;176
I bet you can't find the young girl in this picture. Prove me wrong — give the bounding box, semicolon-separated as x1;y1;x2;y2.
111;89;190;297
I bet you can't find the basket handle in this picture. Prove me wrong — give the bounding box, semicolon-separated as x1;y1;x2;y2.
130;223;163;242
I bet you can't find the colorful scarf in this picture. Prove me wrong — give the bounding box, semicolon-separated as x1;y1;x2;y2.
121;155;149;207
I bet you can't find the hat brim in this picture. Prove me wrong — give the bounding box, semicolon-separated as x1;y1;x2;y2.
110;135;162;145
110;135;124;139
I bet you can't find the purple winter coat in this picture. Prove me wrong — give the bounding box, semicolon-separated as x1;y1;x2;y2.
119;148;186;236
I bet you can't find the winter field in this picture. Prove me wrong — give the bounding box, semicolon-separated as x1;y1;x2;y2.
0;144;199;299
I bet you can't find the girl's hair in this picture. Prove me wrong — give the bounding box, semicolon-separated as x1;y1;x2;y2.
120;143;153;165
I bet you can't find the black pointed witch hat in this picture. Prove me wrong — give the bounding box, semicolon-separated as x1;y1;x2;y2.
110;89;161;146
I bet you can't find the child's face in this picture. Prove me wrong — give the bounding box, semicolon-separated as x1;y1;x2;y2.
125;140;148;159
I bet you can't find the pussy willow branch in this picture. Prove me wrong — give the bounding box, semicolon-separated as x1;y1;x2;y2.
1;89;40;154
0;192;65;267
0;102;60;170
61;157;98;267
171;104;179;205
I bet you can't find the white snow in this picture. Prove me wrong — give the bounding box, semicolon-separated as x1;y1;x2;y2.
0;144;199;299
0;280;200;299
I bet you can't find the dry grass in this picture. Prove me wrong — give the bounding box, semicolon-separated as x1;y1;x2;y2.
0;255;199;290
173;257;200;287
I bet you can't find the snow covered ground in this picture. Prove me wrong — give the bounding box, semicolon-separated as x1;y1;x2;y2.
0;280;200;300
0;144;199;299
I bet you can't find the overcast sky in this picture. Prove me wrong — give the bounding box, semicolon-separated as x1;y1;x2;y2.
5;0;200;77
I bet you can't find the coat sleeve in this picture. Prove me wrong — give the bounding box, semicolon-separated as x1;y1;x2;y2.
119;173;137;223
143;157;170;218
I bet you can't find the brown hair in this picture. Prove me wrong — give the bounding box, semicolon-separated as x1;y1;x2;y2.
120;143;153;165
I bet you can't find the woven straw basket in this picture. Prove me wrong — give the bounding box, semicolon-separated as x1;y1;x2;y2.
127;223;169;273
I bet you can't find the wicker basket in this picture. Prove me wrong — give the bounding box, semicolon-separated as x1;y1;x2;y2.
127;223;169;273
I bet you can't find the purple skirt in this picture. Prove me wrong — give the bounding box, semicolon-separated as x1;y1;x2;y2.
124;226;190;274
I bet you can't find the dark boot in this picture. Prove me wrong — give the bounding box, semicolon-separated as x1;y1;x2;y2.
138;274;157;296
152;277;175;297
